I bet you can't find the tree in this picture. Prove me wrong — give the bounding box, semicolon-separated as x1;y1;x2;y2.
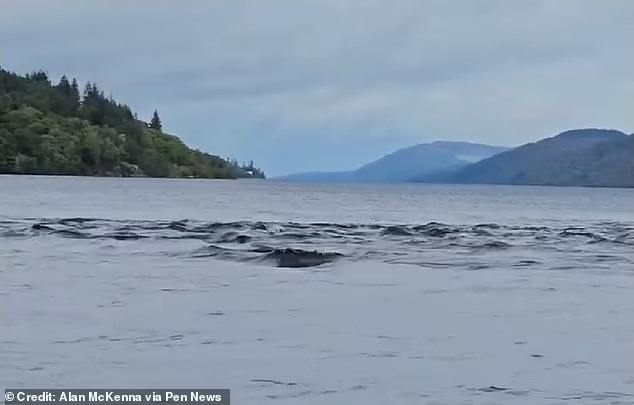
57;75;71;95
82;82;94;100
26;70;49;83
70;78;81;112
149;109;162;131
0;68;266;179
51;75;78;117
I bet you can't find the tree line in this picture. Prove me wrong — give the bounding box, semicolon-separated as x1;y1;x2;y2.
0;68;265;179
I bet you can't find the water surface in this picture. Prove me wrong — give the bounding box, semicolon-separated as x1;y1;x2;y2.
1;175;633;404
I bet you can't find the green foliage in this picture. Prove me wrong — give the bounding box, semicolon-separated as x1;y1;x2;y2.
0;67;266;179
149;109;162;131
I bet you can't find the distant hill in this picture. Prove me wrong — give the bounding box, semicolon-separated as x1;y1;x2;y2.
428;129;633;188
275;141;507;183
0;68;265;179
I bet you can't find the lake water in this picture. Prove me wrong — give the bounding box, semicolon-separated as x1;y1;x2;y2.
1;175;633;405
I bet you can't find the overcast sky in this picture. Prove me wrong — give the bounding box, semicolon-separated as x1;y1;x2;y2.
1;0;632;176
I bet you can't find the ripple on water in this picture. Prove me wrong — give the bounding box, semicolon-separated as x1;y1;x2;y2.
1;218;632;271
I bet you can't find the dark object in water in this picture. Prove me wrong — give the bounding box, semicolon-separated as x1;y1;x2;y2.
250;379;298;386
263;248;343;268
32;223;55;231
215;231;252;244
479;385;509;392
381;225;413;236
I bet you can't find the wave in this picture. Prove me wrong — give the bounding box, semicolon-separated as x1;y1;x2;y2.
2;216;633;268
188;245;343;268
262;247;344;268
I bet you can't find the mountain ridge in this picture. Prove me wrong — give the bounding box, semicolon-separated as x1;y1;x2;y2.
421;128;633;188
275;141;507;183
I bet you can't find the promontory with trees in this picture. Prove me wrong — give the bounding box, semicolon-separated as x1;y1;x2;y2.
0;68;265;179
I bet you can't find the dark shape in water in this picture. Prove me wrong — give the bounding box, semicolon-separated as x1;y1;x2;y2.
413;222;457;237
216;231;252;244
168;220;189;232
516;260;541;266
32;223;55;231
263;248;343;268
474;223;502;229
479;385;509;392
109;232;148;241
250;379;298;386
57;217;99;225
559;229;601;239
467;264;490;271
381;225;413;236
32;223;90;239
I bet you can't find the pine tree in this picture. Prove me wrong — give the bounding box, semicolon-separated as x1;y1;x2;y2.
51;75;74;116
149;109;162;131
27;70;49;83
71;78;79;96
83;82;93;100
70;78;80;111
57;75;71;95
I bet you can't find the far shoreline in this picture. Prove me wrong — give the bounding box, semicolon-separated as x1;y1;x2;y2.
0;173;266;181
2;174;632;190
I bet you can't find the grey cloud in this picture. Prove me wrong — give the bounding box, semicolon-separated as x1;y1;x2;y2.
1;0;632;176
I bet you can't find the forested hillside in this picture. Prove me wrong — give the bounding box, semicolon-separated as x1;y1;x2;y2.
0;68;265;179
439;129;633;188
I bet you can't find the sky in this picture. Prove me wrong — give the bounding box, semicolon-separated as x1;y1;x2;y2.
1;1;632;177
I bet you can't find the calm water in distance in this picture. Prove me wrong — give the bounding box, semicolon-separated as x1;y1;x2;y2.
1;175;633;404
